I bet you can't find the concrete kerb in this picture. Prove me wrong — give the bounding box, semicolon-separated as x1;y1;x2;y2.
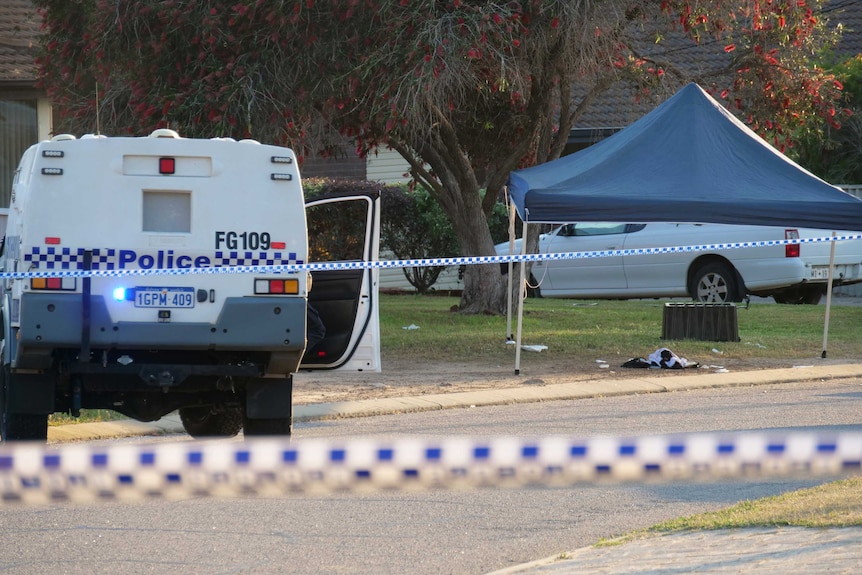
46;363;862;443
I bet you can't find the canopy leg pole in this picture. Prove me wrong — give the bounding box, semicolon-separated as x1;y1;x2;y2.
506;196;516;341
821;232;837;359
514;222;528;375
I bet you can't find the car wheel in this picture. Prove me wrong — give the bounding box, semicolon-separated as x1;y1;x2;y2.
773;292;796;304
774;286;825;305
692;262;739;303
801;286;826;305
0;364;49;442
180;405;243;438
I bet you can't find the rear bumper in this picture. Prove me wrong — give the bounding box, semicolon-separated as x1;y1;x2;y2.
805;263;862;285
16;293;306;352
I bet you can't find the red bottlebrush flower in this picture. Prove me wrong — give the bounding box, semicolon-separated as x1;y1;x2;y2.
550;17;560;29
724;44;735;53
834;79;844;90
512;39;520;47
778;16;785;28
720;89;729;98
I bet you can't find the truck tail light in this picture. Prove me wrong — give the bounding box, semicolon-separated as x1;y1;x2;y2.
159;157;176;174
31;277;77;291
785;229;800;258
254;278;299;295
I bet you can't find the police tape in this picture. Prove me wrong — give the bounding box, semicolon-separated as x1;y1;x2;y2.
1;431;860;505
3;233;862;279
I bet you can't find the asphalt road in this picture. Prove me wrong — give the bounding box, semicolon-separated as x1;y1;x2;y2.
2;379;860;575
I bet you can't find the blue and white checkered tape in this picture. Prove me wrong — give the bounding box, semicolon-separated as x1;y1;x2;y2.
1;431;860;505
2;233;861;279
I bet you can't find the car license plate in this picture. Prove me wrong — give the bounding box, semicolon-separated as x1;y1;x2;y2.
810;267;830;279
134;286;195;308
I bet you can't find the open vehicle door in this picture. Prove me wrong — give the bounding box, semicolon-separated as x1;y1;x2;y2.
301;191;381;372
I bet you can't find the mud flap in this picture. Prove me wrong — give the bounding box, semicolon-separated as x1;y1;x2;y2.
245;376;293;419
5;372;55;414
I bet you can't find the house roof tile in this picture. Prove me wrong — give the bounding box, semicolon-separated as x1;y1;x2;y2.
575;0;862;130
0;0;40;83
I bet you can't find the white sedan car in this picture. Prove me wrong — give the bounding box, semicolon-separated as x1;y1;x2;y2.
496;222;862;304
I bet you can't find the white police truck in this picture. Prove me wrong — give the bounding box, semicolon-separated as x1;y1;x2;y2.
1;129;380;441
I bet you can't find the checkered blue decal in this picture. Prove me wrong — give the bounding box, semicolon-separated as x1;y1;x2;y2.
23;247;302;271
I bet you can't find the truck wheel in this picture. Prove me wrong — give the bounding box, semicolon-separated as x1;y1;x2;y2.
179;406;243;438
692;262;739;303
0;365;48;442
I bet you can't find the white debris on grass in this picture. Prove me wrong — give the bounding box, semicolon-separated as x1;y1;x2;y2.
521;344;548;353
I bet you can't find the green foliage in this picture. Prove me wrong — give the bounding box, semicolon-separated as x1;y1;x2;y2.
49;409;124;426
35;1;847;155
303;178;384;200
378;187;514;293
380;185;459;293
835;55;862;97
791;55;862;184
303;178;388;263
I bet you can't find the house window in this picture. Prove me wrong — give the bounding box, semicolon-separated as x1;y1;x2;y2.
0;99;38;208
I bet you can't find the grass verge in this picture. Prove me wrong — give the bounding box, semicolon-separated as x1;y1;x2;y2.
598;476;862;546
380;294;862;364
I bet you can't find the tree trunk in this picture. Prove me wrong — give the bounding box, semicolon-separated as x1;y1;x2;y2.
444;185;507;315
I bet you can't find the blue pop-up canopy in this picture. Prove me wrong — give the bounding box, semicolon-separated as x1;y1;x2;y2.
504;83;862;373
507;83;862;230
